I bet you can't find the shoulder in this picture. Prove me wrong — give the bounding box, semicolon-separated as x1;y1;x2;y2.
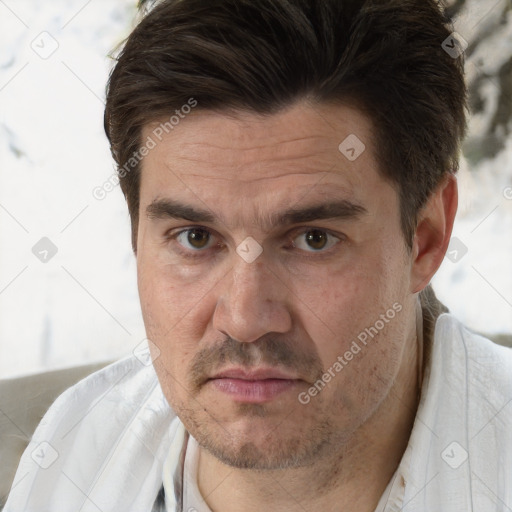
33;353;174;449
434;313;512;382
430;313;512;443
35;355;161;426
4;354;176;511
400;313;512;508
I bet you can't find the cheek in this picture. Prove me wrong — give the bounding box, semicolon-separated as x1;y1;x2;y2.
138;265;208;408
138;244;218;321
292;248;408;367
137;259;210;362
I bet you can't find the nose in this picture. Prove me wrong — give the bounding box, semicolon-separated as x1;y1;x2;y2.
212;256;292;343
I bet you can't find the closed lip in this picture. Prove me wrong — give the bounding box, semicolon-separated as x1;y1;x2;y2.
209;367;299;381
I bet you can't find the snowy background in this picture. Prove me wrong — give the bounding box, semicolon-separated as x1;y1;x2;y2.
0;0;511;379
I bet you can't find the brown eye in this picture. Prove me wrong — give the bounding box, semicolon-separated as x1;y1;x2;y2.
305;229;328;250
176;228;212;250
293;229;340;252
187;228;210;248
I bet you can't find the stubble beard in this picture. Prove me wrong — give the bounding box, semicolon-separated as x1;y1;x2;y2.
173;396;349;471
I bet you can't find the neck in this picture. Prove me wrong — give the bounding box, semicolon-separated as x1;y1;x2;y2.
197;319;423;512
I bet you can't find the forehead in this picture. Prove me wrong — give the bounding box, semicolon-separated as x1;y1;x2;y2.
138;100;394;219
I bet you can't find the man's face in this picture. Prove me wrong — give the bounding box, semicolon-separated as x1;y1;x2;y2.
137;101;416;469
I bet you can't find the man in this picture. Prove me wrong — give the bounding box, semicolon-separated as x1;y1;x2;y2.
5;0;512;511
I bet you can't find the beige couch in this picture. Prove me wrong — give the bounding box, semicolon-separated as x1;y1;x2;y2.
0;361;112;509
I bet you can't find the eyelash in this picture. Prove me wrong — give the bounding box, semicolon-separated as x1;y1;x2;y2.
164;226;344;259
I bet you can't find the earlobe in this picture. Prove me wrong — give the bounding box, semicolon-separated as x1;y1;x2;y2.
410;174;458;294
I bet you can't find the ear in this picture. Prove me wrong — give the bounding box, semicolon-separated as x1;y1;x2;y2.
410;174;458;294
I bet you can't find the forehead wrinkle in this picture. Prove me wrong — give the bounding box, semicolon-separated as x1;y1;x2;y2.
164;155;349;185
178;134;329;152
167;149;338;171
179;171;328;184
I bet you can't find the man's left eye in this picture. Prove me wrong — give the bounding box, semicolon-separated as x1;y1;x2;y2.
292;229;340;252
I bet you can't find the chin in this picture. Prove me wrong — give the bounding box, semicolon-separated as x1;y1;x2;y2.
187;410;341;470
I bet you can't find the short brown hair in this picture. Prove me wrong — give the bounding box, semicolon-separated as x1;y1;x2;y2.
104;0;467;253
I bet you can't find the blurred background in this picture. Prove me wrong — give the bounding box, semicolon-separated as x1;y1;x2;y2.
0;0;511;378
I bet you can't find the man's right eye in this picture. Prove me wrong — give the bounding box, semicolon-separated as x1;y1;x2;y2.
174;228;214;251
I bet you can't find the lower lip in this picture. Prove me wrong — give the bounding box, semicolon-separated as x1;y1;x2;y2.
209;378;298;403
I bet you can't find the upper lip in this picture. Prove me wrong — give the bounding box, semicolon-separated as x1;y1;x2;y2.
209;367;299;381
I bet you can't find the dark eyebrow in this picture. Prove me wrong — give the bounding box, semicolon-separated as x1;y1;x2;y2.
146;198;368;226
146;198;215;223
274;200;368;225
